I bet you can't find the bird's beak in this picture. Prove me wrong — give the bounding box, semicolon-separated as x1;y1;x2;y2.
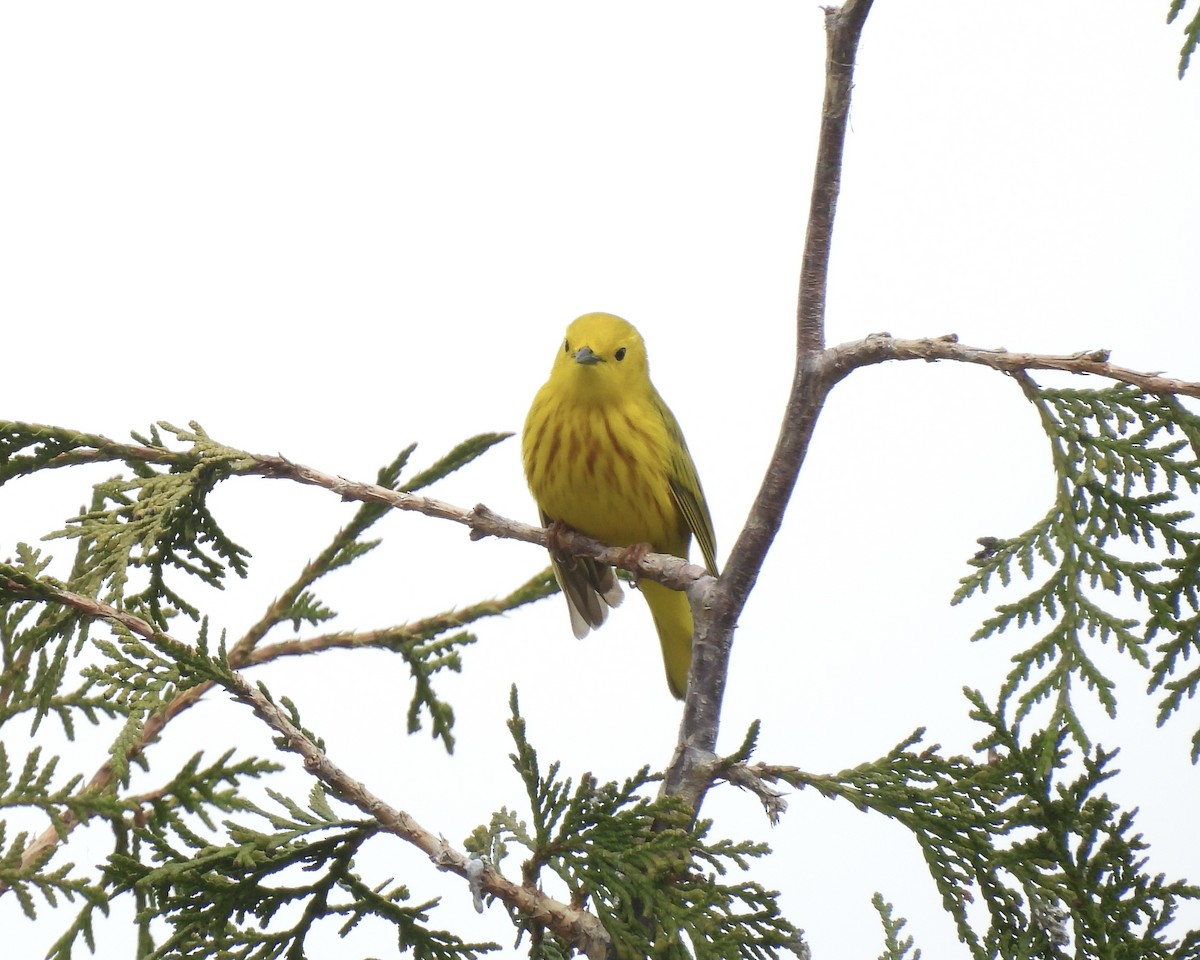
573;345;603;365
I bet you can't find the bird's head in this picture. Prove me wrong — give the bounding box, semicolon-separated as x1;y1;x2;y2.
550;312;651;398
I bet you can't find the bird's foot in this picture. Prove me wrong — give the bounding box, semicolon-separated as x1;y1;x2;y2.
615;541;653;577
543;518;572;555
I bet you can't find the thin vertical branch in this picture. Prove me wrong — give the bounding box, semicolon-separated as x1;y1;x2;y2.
798;0;874;353
666;0;875;808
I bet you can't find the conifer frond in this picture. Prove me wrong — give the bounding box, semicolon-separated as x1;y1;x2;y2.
767;695;1200;960
49;785;497;960
401;433;512;493
872;893;921;960
1170;0;1200;77
0;422;184;484
0;832;105;923
0;741;125;918
145;751;283;830
467;689;803;959
36;422;254;629
954;384;1200;762
1;547;126;739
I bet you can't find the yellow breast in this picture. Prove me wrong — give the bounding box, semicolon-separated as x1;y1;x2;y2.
522;386;684;555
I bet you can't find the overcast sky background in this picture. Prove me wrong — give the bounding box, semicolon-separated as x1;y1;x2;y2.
3;2;1199;957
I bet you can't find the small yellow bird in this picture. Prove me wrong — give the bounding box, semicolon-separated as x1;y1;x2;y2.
522;312;718;699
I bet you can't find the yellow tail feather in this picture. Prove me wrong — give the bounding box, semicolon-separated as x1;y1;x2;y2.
640;580;694;700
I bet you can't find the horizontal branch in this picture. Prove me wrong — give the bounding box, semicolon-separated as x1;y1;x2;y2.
824;333;1200;396
251;456;714;594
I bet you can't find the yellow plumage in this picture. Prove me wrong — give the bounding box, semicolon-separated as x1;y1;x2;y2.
522;312;718;699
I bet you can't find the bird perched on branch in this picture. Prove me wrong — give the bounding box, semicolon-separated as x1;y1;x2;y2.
522;312;718;699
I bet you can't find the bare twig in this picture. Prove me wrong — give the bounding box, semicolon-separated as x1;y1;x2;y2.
824;333;1200;395
796;0;875;354
250;461;712;591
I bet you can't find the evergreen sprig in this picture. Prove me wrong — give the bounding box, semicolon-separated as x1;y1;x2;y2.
4;420;520;765
51;784;496;960
30;745;284;956
0;730;274;927
953;384;1200;762
0;743;123;919
0;824;106;924
1;545;124;738
38;422;254;629
466;689;802;959
0;421;184;484
1170;0;1200;77
145;751;284;832
771;691;1200;960
973;692;1200;960
873;894;921;960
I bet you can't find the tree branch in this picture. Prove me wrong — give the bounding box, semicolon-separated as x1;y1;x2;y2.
825;333;1200;394
797;0;875;354
249;460;712;592
664;0;1200;814
665;0;875;810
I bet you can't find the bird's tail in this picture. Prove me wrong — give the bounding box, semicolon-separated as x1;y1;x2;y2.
641;580;693;700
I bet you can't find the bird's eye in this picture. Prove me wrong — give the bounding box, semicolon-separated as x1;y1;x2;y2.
614;347;627;361
563;339;570;353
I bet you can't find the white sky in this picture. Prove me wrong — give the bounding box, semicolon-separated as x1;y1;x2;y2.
2;2;1199;957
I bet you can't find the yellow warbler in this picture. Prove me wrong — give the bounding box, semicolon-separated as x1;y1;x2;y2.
522;312;718;699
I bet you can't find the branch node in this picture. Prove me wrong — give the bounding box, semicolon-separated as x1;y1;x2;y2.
721;761;789;825
431;843;457;870
468;503;495;541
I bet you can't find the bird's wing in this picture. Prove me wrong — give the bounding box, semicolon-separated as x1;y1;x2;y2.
657;397;720;576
